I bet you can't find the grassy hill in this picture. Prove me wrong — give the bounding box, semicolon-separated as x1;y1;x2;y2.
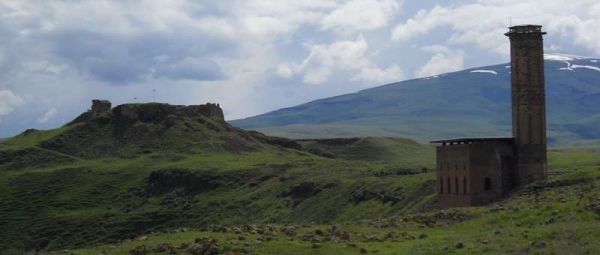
0;103;436;253
1;102;599;254
231;54;600;147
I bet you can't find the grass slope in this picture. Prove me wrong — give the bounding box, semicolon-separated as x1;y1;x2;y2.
0;104;436;253
1;102;598;254
63;148;600;255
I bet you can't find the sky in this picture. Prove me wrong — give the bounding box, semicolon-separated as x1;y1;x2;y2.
1;0;600;137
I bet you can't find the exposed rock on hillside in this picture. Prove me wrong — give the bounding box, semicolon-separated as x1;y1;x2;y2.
68;100;223;126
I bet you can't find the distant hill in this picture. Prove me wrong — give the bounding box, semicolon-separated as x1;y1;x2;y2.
231;54;600;147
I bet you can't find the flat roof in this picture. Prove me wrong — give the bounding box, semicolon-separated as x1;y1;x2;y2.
430;137;514;144
505;25;546;36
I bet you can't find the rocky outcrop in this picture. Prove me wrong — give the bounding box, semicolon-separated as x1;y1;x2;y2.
67;99;112;126
187;237;221;255
68;100;224;127
111;102;224;126
284;182;321;199
351;189;403;204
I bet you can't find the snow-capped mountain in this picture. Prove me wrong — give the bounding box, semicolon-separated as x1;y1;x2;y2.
232;54;600;146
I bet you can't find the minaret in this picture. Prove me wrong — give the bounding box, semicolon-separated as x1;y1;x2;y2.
505;25;548;185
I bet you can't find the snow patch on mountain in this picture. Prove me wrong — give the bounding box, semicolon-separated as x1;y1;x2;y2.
547;53;600;72
545;54;573;61
571;64;600;73
423;75;440;80
544;53;589;61
470;70;498;75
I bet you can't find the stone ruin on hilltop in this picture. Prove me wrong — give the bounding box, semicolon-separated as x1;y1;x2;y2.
68;100;225;126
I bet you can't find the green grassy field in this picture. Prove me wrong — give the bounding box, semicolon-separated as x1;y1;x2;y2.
1;103;598;254
55;148;600;255
0;105;438;253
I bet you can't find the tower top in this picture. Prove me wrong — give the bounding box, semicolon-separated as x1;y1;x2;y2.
505;25;546;37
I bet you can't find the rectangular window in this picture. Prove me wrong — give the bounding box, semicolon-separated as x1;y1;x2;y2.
484;178;492;191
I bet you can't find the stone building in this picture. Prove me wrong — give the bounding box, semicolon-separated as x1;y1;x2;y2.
432;25;548;208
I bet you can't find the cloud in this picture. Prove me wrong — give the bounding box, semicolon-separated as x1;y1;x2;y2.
0;90;25;121
414;45;464;78
153;57;225;81
38;107;57;123
321;0;402;32
50;28;230;85
2;1;232;85
228;1;337;41
352;64;404;83
391;0;600;55
2;0;596;138
278;35;404;84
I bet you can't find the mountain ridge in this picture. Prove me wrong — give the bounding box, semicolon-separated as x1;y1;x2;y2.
231;53;600;146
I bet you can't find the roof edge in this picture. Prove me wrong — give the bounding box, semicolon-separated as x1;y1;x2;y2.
430;137;514;144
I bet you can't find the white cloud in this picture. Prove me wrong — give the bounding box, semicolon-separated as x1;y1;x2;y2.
38;107;57;123
3;0;597;137
229;1;338;41
0;90;25;121
321;0;402;32
276;64;294;78
279;35;404;84
415;45;464;78
391;0;600;55
351;64;403;83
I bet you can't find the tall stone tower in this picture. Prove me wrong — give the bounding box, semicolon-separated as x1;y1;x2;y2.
505;25;547;185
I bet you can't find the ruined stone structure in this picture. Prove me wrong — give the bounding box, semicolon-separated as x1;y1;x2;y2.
432;25;548;208
68;100;224;126
91;99;112;113
195;103;224;121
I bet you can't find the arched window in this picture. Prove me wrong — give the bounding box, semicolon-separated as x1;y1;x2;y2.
455;177;459;194
463;176;467;194
484;178;492;191
440;178;444;193
447;177;451;194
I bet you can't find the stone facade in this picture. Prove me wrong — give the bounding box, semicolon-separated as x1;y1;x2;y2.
433;25;548;208
435;138;515;208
